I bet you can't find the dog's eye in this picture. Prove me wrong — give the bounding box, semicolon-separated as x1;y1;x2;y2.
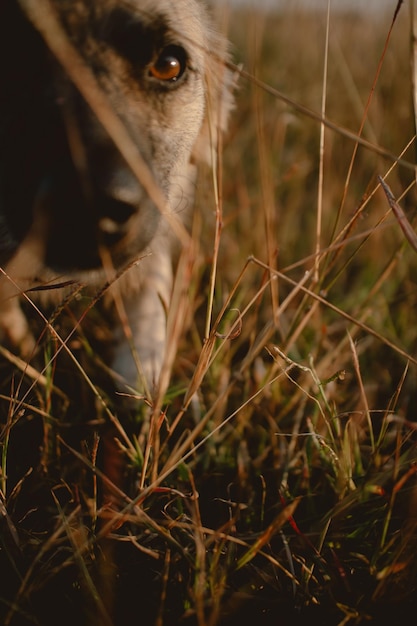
149;46;187;82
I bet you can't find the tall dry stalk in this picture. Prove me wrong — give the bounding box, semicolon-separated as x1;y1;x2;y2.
411;0;417;185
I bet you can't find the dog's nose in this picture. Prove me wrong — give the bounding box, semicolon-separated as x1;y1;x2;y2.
98;196;136;244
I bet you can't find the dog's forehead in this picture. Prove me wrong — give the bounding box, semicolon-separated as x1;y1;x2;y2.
112;0;207;33
57;0;209;61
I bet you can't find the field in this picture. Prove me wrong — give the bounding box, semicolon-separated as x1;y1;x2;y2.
1;1;417;624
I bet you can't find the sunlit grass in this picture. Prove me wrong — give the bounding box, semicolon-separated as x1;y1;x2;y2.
1;2;417;625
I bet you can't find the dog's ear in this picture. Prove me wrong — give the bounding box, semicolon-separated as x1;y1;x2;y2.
191;32;238;166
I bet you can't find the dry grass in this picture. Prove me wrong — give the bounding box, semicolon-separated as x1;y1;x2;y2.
2;2;417;625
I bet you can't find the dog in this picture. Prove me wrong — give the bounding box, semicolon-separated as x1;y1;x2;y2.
0;0;234;397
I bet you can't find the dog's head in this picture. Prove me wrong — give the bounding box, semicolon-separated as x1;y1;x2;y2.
0;0;233;275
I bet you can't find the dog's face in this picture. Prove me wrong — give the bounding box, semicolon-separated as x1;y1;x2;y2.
0;0;229;275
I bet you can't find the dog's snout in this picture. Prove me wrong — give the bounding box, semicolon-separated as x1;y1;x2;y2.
99;195;136;226
98;195;137;243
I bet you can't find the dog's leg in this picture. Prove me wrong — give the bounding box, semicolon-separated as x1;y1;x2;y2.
0;236;43;357
0;294;35;357
111;245;173;397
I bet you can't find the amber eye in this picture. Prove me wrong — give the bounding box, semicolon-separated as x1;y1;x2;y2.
149;45;187;82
